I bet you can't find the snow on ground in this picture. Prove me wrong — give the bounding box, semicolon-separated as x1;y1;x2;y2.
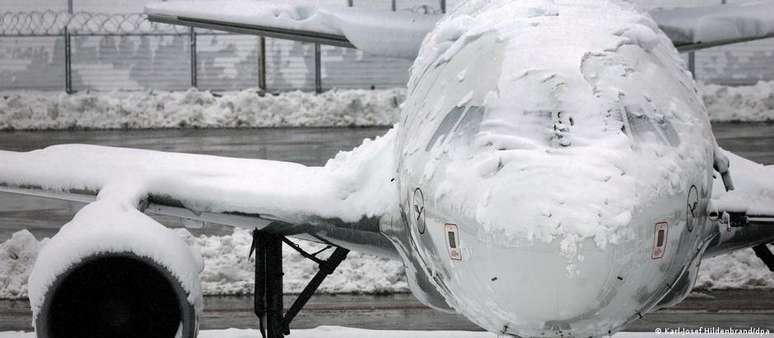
702;81;774;122
0;228;407;299
0;227;769;300
0;88;403;130
0;327;768;338
0;82;773;130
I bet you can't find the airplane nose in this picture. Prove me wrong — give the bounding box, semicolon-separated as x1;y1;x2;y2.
440;230;635;337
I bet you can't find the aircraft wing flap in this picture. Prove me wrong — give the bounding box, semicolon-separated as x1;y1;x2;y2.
650;1;774;52
144;0;439;59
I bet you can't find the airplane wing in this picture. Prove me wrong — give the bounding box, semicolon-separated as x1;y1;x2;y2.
0;130;400;258
145;0;774;58
708;149;774;269
712;149;774;227
144;0;439;59
650;1;774;52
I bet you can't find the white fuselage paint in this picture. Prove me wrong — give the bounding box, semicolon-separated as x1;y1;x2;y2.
382;1;718;337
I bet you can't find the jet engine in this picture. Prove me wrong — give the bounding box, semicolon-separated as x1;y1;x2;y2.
28;200;203;338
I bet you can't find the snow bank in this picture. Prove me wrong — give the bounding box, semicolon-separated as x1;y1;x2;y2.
175;228;408;295
0;88;403;130
697;247;774;289
0;228;407;300
0;227;770;300
701;81;774;122
0;83;772;130
0;230;46;299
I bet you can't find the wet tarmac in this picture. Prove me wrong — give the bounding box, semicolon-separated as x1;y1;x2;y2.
0;123;773;332
1;290;773;332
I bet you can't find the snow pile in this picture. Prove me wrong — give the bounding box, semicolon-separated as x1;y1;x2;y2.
696;247;774;289
176;228;408;295
0;228;408;300
0;230;46;299
1;83;773;130
701;81;774;122
0;88;403;130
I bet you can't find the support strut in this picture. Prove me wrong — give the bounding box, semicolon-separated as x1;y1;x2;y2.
250;230;349;338
753;244;774;272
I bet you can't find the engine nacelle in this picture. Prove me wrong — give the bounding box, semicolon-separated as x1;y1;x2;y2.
28;200;203;338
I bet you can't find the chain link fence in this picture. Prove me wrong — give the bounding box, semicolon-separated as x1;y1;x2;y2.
1;0;774;93
0;11;191;36
0;4;425;93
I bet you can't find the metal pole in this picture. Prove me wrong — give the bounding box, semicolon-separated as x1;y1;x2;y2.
265;234;284;338
258;36;267;92
440;0;446;13
189;27;197;88
65;0;73;94
391;0;396;11
314;43;322;94
64;27;73;94
688;51;696;79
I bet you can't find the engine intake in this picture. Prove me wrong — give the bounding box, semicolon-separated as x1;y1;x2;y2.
34;252;198;338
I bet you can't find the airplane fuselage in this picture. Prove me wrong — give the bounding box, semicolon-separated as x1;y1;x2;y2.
383;0;718;336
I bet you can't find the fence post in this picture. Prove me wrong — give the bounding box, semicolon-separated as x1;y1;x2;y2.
189;27;197;88
64;27;73;94
347;0;353;7
440;0;446;13
314;43;322;94
688;51;696;79
391;0;396;11
64;0;73;94
258;36;267;92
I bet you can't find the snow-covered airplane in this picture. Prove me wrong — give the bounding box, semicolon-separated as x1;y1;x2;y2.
2;0;774;337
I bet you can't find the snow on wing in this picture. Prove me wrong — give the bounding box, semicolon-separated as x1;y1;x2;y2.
146;0;774;58
144;0;439;59
712;149;774;221
650;1;774;52
0;129;398;233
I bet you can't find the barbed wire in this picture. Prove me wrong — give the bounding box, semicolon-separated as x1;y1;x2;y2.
0;11;193;36
0;7;443;37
